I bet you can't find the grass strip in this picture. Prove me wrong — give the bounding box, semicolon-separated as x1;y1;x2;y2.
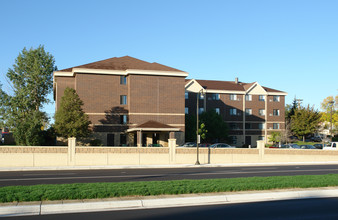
1;174;338;203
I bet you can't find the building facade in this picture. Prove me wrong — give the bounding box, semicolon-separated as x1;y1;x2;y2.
54;56;287;147
54;56;187;146
185;79;287;147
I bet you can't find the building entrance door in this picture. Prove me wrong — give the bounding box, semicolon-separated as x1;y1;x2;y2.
107;134;115;146
245;136;251;146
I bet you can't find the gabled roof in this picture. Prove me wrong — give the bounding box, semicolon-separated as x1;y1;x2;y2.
185;79;286;94
59;56;185;72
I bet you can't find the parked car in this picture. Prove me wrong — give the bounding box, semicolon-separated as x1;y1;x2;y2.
209;143;235;148
299;144;317;149
323;142;338;150
147;144;163;147
179;142;197;147
281;144;301;149
313;143;324;149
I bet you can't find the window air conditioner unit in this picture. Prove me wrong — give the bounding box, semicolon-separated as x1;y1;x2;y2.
269;99;272;102
269;113;272;116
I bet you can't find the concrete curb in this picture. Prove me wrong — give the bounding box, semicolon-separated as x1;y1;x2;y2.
1;188;338;217
1;161;338;172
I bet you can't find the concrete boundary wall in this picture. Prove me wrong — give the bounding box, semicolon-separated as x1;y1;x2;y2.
0;140;337;167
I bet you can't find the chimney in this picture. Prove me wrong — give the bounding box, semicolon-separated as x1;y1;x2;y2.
235;77;238;84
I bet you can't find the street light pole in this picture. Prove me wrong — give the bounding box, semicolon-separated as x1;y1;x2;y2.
195;89;204;165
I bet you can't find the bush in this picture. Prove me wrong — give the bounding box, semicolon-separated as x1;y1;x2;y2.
89;139;102;146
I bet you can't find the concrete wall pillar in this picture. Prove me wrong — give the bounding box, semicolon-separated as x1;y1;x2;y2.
257;140;265;160
68;137;76;165
137;131;142;147
168;138;176;163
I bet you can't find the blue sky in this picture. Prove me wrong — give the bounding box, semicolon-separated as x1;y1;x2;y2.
1;0;337;121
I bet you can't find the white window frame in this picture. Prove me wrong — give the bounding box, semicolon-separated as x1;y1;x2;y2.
258;123;265;129
273;123;280;129
245;94;252;101
259;95;265;101
273;109;280;116
273;95;280;102
259;109;265;116
230;108;237;116
245;108;252;115
230;94;237;101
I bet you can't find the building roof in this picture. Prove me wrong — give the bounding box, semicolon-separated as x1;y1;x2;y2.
59;56;185;73
126;120;181;132
186;79;285;93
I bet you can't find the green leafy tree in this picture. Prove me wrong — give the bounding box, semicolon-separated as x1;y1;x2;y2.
269;131;281;144
320;96;338;134
198;122;208;141
291;105;321;141
0;46;56;145
200;110;229;143
54;87;91;138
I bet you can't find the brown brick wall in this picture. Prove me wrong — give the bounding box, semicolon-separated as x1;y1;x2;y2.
55;76;75;110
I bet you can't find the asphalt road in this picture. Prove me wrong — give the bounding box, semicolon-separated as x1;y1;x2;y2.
1;164;338;186
4;198;338;220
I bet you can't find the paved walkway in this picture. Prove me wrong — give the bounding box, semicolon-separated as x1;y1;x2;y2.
1;187;338;217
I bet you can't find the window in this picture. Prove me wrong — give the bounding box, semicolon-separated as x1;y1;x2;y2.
199;107;204;114
258;136;265;141
185;107;189;114
230;123;239;130
259;109;265;116
245;108;252;115
120;95;127;105
120;76;127;85
259;95;265;101
230;94;237;101
245;94;252;101
245;123;252;129
273;123;280;129
185;92;188;99
230;108;237;116
230;136;237;145
258;123;265;129
215;108;220;114
212;93;220;100
273;109;280;116
273;95;280;102
120;115;128;124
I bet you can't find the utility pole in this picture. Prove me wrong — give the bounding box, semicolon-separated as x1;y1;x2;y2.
295;98;303;109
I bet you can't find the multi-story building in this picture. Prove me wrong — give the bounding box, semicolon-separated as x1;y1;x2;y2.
53;56;187;146
185;78;287;147
54;56;287;147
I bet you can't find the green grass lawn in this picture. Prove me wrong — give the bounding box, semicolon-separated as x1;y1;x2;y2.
1;174;338;203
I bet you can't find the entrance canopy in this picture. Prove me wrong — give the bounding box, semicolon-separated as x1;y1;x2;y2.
127;120;180;147
127;120;181;132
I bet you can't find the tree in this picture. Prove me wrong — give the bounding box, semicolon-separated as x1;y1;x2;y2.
320;96;338;134
269;131;281;144
199;110;228;143
0;46;56;145
185;114;196;142
54;87;91;138
291;105;321;141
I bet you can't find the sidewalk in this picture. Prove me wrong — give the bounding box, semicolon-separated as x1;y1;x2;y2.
1;187;338;217
1;161;338;172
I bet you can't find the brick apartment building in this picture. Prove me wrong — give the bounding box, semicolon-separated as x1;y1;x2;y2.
53;56;187;146
54;56;287;147
185;79;287;147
